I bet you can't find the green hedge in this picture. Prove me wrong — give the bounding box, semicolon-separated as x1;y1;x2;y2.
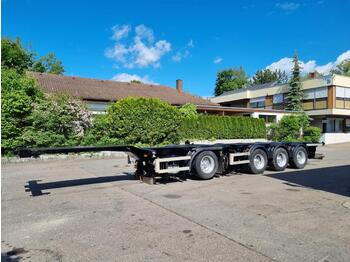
100;97;182;146
179;115;266;140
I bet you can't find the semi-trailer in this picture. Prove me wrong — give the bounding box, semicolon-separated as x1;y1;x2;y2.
17;141;322;184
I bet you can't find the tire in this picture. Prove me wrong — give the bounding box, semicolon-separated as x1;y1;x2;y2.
247;149;267;174
290;146;308;169
193;151;218;180
270;147;289;171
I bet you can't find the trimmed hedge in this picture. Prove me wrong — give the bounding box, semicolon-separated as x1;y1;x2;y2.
179;115;266;140
104;97;182;146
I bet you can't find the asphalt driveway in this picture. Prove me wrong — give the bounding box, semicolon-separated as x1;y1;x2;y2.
2;143;350;261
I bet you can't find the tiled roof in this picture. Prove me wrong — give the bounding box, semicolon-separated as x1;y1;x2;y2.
30;72;216;106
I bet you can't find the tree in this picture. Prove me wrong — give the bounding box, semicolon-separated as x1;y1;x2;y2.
21;93;91;147
1;37;33;73
1;37;64;75
32;53;64;75
286;53;304;111
332;59;350;76
130;80;142;84
1;69;44;153
252;69;288;85
214;67;248;96
268;114;320;142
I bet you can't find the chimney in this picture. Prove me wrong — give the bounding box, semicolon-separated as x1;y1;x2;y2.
308;71;318;79
176;79;183;93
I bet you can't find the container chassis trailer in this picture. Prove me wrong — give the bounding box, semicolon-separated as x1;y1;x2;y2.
17;142;322;184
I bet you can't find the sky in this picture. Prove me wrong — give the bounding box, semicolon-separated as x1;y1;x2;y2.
2;0;350;97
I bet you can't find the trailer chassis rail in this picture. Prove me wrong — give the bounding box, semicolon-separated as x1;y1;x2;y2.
16;142;323;184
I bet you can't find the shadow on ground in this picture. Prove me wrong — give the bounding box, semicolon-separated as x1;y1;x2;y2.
24;172;196;197
267;165;350;197
24;165;350;197
24;172;136;197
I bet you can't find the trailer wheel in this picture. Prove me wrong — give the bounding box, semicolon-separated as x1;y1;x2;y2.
290;146;308;169
270;147;288;171
247;149;267;174
193;151;218;179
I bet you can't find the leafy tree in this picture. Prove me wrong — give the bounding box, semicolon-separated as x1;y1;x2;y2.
252;69;288;85
1;69;44;153
21;93;92;147
268;114;320;142
32;53;64;75
179;103;198;119
286;53;304;111
1;38;33;73
130;80;142;84
332;59;350;76
1;37;64;75
214;67;248;96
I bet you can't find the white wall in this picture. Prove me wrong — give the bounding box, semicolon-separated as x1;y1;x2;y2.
320;133;350;144
250;112;289;122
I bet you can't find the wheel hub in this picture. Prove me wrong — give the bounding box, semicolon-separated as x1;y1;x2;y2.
254;154;265;170
276;152;287;167
297;151;306;164
200;156;215;174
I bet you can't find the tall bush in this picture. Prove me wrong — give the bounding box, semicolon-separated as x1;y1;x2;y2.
82;114;121;146
268;114;321;142
21;93;92;147
179;103;198;119
1;69;43;153
105;97;182;146
179;115;266;140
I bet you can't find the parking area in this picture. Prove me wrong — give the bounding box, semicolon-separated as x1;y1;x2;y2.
2;143;350;262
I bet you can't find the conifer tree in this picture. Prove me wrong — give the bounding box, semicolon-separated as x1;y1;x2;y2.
286;53;304;111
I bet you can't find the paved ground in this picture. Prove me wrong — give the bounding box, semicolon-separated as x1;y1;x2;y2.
2;143;350;262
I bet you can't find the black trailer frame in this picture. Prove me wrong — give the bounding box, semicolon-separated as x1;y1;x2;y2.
16;142;322;184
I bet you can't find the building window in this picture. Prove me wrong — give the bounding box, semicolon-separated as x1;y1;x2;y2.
336;86;350;109
250;97;265;108
303;87;328;110
259;114;277;123
86;102;109;113
272;94;284;110
325;118;344;133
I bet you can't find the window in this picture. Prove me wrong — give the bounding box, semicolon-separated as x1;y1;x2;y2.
336;87;350;109
272;94;284;110
303;87;328;110
258;115;277;123
250;97;265;108
86;102;109;113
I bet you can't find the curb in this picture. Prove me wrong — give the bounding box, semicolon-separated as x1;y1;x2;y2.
2;151;127;164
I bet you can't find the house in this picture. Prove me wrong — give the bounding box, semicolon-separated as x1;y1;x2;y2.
31;72;292;122
30;72;217;113
211;74;350;144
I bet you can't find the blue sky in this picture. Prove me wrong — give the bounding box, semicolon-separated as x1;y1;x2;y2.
2;0;350;96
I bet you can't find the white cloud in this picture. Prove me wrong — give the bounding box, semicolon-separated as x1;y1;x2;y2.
171;39;194;62
213;57;223;64
275;2;300;11
266;50;350;75
187;39;194;48
172;50;190;62
105;24;171;68
111;73;158;84
111;25;130;40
